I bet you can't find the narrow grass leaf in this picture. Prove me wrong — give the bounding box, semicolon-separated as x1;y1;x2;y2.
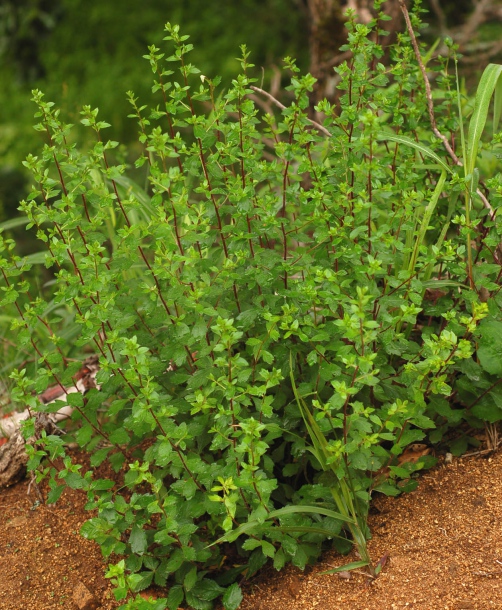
210;504;356;546
494;74;502;134
269;504;355;523
377;133;452;174
408;171;447;274
319;560;370;575
467;63;502;175
421;279;468;290
0;216;31;231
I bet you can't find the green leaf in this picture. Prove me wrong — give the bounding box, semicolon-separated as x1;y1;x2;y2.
108;428;130;445
191;578;224;601
90;478;115;491
261;540;276;558
127;570;154;592
222;583;243;610
372;482;401;497
450;436;469;457
494;71;502;135
185;590;213;610
90;447;112;468
75;423;93;447
477;320;502;375
66;392;84;407
407;171;447;275
184;567;198;592
46;484;65;504
241;539;261;551
167;585;184;610
292;544;308;569
129;525;147;555
471;401;502;424
273;547;286;570
64;472;87;490
247;548;268;577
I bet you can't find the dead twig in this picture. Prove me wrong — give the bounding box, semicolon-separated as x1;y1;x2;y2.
461;39;502;64
455;0;494;47
321;50;354;72
428;0;448;35
463;422;502;457
398;1;460;164
249;86;331;137
463;445;501;458
398;0;496;222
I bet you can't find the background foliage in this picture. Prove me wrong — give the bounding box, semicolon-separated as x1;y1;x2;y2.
1;0;502;223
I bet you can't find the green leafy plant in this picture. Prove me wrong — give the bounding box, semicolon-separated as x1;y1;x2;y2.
2;2;502;608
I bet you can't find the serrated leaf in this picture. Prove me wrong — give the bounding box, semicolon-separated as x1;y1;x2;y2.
291;544;308;569
127;570;154;592
192;578;224;601
167;584;184;610
372;482;401;497
129;525;147;554
90;446;112;467
108;428;130;445
477;320;502;375
261;540;276;558
183;566;197;592
46;484;65;504
471;401;502;424
222;583;243;610
241;539;261;551
185;590;213;610
66;391;84;407
64;472;87;490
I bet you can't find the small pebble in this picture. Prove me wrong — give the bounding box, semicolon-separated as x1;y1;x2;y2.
72;580;99;610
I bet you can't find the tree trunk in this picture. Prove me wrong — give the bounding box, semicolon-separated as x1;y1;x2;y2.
305;0;404;108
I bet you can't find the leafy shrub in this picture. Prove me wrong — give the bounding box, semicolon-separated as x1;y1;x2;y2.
2;3;502;608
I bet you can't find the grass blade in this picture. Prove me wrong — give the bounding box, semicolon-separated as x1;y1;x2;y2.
210;504;356;546
408;171;447;275
320;560;370;575
466;63;502;175
269;504;355;523
377;133;452;174
494;74;502;135
0;216;30;231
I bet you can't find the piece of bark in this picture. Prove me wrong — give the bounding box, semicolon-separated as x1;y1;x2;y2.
0;428;30;488
0;412;62;488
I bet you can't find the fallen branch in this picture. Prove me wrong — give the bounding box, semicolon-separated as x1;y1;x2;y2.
249;86;332;137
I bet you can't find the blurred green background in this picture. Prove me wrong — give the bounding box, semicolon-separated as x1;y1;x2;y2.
1;0;501;223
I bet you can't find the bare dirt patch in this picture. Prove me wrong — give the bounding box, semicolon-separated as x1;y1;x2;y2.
239;452;502;610
0;449;501;610
0;476;118;610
